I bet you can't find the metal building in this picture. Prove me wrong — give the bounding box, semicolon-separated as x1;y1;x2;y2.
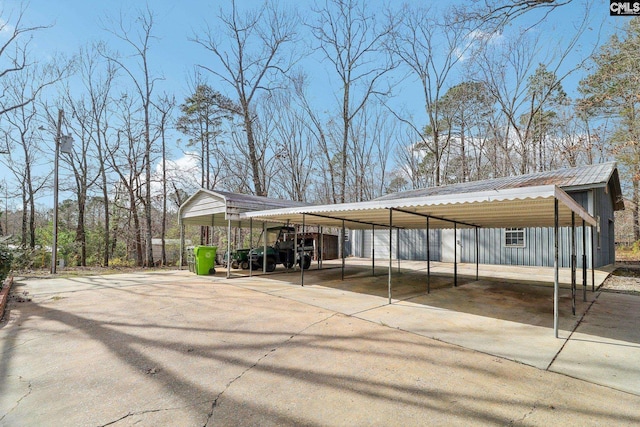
351;162;623;268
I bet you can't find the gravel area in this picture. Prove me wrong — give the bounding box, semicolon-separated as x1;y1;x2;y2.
600;262;640;295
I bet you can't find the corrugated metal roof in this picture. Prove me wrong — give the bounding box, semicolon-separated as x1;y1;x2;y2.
212;189;307;210
242;185;596;230
178;189;307;227
181;163;616;230
375;162;621;208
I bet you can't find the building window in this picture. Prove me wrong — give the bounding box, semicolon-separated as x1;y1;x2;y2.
504;228;525;247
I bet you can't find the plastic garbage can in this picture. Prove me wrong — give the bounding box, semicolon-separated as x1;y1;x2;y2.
194;246;217;275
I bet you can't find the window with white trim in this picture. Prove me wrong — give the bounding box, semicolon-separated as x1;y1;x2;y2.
504;228;525;247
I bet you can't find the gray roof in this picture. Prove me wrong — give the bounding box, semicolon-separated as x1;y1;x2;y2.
179;188;308;228
211;189;307;211
376;162;624;210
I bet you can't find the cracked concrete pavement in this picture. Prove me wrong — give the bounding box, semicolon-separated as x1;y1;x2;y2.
0;269;639;426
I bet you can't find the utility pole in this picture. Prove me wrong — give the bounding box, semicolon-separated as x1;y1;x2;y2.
51;109;63;274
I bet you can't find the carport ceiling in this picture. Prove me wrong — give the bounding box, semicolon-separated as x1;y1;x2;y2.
241;185;596;230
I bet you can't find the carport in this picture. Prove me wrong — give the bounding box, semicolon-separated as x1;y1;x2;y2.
241;185;597;338
177;189;307;277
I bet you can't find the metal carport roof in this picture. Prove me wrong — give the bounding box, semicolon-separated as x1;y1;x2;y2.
240;185;596;229
178;188;307;228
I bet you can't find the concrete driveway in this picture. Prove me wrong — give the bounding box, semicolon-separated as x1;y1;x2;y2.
1;268;639;426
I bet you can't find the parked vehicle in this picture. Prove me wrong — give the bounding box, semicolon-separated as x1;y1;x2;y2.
248;226;312;272
221;248;251;270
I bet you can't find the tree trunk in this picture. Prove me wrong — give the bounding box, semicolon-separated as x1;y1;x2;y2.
76;196;86;266
243;109;265;196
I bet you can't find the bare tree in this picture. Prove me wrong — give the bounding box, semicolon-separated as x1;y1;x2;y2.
389;4;471;186
107;94;146;266
154;93;175;266
466;0;573;30
52;96;98;266
438;81;495;182
309;0;396;202
193;0;299;196
101;5;163;267
473;23;587;174
0;57;69;248
75;44;117;266
265;88;315;202
0;4;54;117
291;71;338;204
0;99;44;248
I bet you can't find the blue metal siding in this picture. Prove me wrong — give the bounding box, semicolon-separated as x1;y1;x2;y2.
593;187;616;266
459;226;589;268
350;187;615;268
351;229;440;260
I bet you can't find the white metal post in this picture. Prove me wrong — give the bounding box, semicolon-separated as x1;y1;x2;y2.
396;227;400;273
372;225;375;276
319;227;323;269
571;212;576;316
582;219;587;302
426;217;430;294
249;218;253;277
388;209;392;304
454;222;458;287
341;220;345;280
227;219;232;279
554;199;560;338
179;222;184;270
263;221;267;273
301;214;305;286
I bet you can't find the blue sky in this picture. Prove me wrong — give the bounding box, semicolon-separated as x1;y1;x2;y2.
0;0;627;208
8;0;621;106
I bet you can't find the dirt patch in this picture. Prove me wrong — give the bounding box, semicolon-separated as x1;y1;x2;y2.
13;265;172;280
601;263;640;295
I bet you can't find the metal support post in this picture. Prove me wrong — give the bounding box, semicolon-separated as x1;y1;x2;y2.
318;226;323;270
294;222;298;271
249;218;253;277
475;227;479;281
341;220;346;280
179;223;184;270
227;219;232;279
301;214;305;286
388;209;392;304
454;223;458;287
582;220;587;302
571;212;576;316
396;227;400;273
554;199;559;338
372;225;375;276
591;225;595;292
426;217;430;294
263;221;267;274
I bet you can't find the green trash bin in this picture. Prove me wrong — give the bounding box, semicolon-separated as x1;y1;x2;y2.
194;246;217;275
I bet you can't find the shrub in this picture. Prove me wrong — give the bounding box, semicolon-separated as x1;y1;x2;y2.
109;257;136;268
0;245;13;283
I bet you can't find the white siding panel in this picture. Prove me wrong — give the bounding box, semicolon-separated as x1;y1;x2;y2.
182;192;227;218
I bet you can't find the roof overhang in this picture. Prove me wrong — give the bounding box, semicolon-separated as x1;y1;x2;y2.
241;185;596;230
179;188;307;228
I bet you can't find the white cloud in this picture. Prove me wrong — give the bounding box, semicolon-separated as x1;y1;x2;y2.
468;29;504;46
150;152;201;197
0;18;14;37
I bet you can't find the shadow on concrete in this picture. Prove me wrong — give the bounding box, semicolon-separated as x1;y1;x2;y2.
281;264;600;334
2;290;639;426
